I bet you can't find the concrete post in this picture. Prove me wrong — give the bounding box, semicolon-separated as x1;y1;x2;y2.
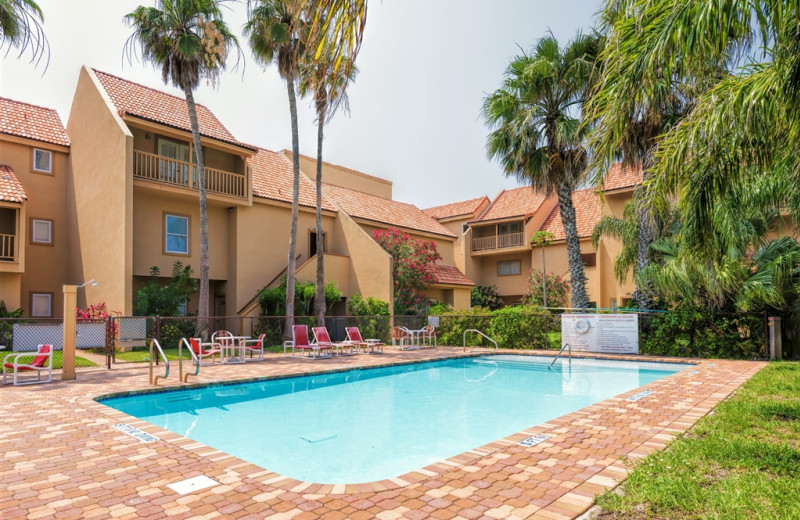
62;285;77;380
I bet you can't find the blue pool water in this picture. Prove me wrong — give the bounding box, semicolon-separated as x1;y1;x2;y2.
100;355;688;484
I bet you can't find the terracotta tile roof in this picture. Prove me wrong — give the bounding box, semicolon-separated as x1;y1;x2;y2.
423;196;490;220
250;147;337;211
603;162;643;191
0;165;27;203
0;97;69;147
93;69;253;150
322;183;456;238
477;186;549;222
431;264;474;286
540;188;602;240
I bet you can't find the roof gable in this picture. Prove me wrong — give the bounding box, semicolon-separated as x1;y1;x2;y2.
423;196;490;220
250;147;337;211
92;69;251;149
0;165;27;203
603;162;643;191
478;186;548;222
540;188;602;240
431;264;474;286
0;97;69;147
323;183;456;238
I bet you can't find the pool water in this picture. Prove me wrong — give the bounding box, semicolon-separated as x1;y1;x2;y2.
100;355;688;484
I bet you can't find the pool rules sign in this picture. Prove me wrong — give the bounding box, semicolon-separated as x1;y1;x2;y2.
561;314;639;354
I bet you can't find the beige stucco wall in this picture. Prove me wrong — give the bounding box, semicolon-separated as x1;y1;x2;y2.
0;273;22;310
66;66;133;314
539;239;600;307
0;135;70;316
596;190;636;307
471;252;532;305
293;153;392;199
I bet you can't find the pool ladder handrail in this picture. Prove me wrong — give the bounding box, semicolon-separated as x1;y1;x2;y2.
549;343;571;369
179;337;201;383
463;329;498;351
148;338;170;385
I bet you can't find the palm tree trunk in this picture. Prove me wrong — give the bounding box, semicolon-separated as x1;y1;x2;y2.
285;77;300;340
314;108;326;326
184;87;210;335
556;181;589;308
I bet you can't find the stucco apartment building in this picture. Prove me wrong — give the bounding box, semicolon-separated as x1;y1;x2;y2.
0;66;474;318
424;163;642;309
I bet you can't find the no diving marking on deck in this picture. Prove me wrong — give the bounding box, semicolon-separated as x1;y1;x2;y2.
112;423;159;443
518;434;551;447
627;389;655;402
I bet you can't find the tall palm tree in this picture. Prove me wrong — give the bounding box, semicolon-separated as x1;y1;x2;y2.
299;51;357;325
125;0;238;331
0;0;47;66
483;33;599;309
244;0;303;338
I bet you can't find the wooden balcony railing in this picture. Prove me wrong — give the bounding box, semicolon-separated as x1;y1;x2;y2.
0;233;16;261
472;232;524;252
133;150;247;199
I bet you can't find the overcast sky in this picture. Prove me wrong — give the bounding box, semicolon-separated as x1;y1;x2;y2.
0;0;600;209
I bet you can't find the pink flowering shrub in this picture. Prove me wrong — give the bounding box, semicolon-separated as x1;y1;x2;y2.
522;269;570;308
374;228;441;315
76;302;110;320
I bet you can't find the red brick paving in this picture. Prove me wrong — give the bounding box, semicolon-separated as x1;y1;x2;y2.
0;348;764;519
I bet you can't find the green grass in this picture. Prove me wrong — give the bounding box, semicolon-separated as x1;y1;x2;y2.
111;344;286;362
596;362;800;519
2;350;97;369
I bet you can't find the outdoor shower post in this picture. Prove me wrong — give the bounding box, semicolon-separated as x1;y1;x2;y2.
62;285;77;380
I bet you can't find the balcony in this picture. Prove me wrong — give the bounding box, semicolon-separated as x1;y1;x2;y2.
472;231;524;252
133;150;247;199
0;233;16;262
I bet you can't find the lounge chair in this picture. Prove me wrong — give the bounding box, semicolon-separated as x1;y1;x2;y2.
2;344;53;386
346;327;384;354
312;326;355;356
284;325;332;358
188;337;220;365
391;326;413;350
420;325;437;348
243;333;265;360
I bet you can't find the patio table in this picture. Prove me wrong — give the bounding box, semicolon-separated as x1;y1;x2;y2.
221;336;249;364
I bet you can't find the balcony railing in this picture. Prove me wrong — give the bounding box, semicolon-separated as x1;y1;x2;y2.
472;232;524;252
0;233;15;261
133;150;247;199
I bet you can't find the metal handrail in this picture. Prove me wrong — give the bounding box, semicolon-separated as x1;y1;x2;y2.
179;337;201;383
549;343;571;368
463;329;498;351
148;338;170;385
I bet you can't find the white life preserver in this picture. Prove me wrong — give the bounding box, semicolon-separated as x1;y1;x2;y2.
574;318;590;334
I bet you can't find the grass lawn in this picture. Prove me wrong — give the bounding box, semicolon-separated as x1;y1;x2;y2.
111;344;286;362
596;362;800;519
2;350;97;369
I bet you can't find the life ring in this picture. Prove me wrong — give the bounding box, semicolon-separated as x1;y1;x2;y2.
574;318;590;334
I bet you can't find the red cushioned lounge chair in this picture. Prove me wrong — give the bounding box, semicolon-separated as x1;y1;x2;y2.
2;344;53;386
284;325;332;358
345;326;384;354
188;337;220;366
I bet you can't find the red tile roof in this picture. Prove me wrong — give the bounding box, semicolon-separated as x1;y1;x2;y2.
423;196;490;220
250;147;337;211
431;264;474;286
477;186;549;222
0;97;69;147
0;165;27;203
322;183;456;238
93;69;253;150
540;188;602;240
603;162;643;191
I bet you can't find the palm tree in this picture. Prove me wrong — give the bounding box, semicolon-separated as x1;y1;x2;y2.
299;51;357;325
483;33;599;309
125;0;238;332
0;0;47;65
244;0;303;338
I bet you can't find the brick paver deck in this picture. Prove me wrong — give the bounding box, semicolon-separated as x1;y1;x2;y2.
0;348;765;520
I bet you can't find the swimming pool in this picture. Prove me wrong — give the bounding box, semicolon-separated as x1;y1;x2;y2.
100;355;689;484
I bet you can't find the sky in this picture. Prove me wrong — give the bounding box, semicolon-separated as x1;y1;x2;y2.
0;0;601;209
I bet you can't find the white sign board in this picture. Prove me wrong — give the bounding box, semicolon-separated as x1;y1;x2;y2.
561;314;639;354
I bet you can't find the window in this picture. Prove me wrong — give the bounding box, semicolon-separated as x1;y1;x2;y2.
176;301;188;316
30;293;52;317
498;222;521;235
497;260;521;276
32;149;52;173
30;218;53;245
164;214;189;255
581;253;597;267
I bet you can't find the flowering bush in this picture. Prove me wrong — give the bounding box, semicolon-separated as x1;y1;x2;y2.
76;302;111;320
522;269;570;308
374;228;441;315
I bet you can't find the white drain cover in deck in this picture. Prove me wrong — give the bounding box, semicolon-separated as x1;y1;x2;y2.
167;475;218;495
